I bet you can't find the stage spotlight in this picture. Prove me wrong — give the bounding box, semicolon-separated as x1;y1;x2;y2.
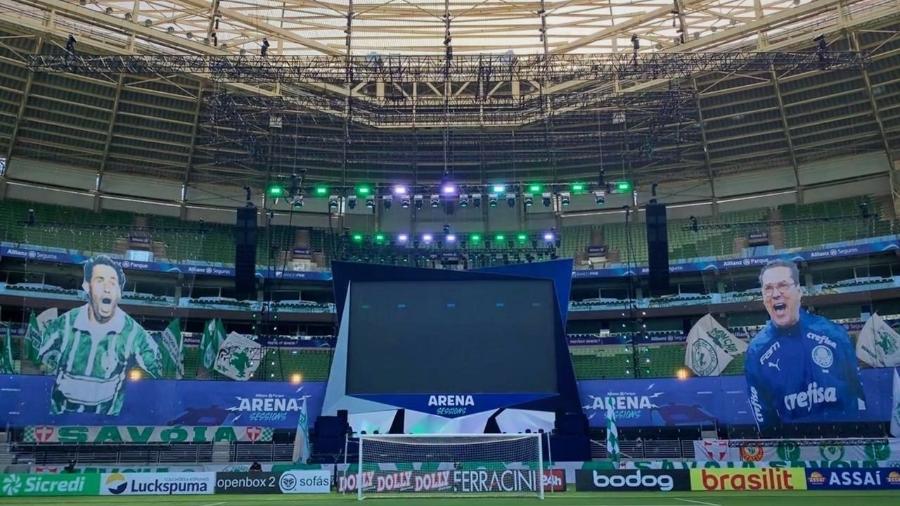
459;194;469;208
470;233;481;244
328;195;339;212
393;184;408;196
347;195;358;209
441;181;457;195
542;192;552;207
488;193;499;208
423;233;434;244
397;233;409;243
506;193;516;208
446;234;456;243
382;195;393;210
516;233;528;244
523;193;534;207
492;184;506;193
543;232;555;242
430;194;440;208
291;194;304;208
472;193;482;208
374;233;386;244
314;185;328;196
593;190;606;206
414;194;424;209
365;195;376;209
400;195;411;208
560;192;571;207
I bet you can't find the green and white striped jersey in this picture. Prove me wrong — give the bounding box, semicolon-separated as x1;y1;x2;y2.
38;305;161;415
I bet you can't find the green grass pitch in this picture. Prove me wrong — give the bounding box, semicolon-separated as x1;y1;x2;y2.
7;491;899;506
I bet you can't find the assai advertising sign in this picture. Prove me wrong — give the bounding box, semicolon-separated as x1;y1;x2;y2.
806;468;900;490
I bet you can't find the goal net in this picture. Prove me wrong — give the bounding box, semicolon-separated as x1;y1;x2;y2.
355;433;544;499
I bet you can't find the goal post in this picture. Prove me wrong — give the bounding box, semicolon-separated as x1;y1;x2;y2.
356;433;545;500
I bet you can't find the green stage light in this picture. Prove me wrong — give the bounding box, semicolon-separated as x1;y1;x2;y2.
267;184;285;198
352;233;363;242
356;185;371;196
470;233;481;242
517;233;528;242
492;184;506;193
616;181;633;192
571;182;586;193
495;234;505;241
374;233;385;243
528;183;542;193
314;185;328;196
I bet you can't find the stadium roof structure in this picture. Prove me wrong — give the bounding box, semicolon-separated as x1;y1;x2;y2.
0;0;897;203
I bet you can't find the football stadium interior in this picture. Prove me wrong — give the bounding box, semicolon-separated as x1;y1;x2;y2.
0;0;899;502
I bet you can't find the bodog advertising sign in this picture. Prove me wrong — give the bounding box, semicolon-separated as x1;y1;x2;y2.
690;468;807;491
575;470;691;492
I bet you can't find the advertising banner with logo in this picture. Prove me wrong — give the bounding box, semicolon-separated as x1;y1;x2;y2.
0;375;325;429
0;473;100;497
542;469;567;492
215;472;282;494
100;472;215;496
575;470;691;492
23;425;273;444
338;469;544;494
579;368;893;427
694;440;900;463
689;468;807;491
806;468;900;490
277;470;332;493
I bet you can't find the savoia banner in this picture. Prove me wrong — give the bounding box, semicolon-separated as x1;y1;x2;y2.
23;425;274;444
693;439;900;463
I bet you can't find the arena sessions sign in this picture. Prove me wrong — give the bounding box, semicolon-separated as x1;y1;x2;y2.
23;426;273;444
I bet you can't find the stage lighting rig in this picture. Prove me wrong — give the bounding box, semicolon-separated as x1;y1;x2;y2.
488;193;499;208
382;195;393;210
472;194;482;208
430;194;440;208
347;195;358;209
328;195;339;212
291;194;304;208
523;193;534;207
459;194;469;208
506;193;516;208
365;195;376;209
414;194;424;209
542;192;553;207
560;192;571;207
400;194;411;208
594;190;606;205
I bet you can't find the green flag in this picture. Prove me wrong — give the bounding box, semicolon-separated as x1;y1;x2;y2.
25;312;41;363
199;318;226;372
159;318;184;379
1;326;15;374
606;404;620;466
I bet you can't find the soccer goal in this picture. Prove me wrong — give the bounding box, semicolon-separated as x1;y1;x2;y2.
356;433;544;500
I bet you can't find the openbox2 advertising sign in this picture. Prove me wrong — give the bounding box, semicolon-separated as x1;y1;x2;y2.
690;468;807;491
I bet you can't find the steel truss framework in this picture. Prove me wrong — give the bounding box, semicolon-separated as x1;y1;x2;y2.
29;51;863;84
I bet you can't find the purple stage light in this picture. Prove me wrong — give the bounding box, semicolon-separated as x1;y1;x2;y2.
423;233;433;243
397;233;409;243
441;183;457;195
543;232;555;241
446;234;456;243
393;185;408;195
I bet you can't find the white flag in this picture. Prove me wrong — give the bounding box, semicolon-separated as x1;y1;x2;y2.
856;313;900;367
685;314;747;377
606;404;619;465
213;332;263;381
891;369;900;438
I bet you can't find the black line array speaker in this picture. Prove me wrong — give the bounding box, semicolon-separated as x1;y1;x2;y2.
235;205;257;300
645;202;670;292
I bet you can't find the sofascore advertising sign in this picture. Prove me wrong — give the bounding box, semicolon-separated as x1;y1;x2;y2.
689;468;807;491
575;470;691;492
0;473;100;497
100;472;215;495
277;470;332;493
805;468;900;490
